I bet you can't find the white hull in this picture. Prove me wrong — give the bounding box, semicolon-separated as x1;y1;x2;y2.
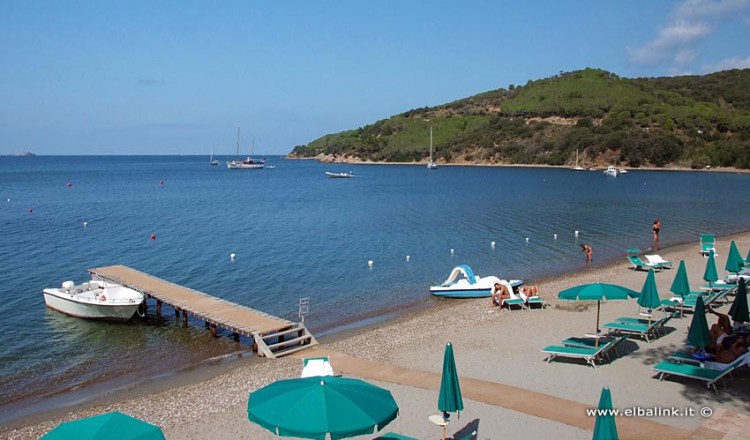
227;160;264;169
603;166;619;177
42;280;144;321
325;172;354;178
429;265;523;298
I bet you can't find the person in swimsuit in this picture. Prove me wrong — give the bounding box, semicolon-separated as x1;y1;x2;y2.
580;244;593;263
652;219;661;243
491;282;510;308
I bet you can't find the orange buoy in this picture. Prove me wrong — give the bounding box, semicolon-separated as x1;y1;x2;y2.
150;234;156;240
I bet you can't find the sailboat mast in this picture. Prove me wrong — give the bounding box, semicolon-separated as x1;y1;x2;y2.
236;128;240;160
429;126;433;161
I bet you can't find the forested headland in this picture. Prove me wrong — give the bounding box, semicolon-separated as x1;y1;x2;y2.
289;68;750;169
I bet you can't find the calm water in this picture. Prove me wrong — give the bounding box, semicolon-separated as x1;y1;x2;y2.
1;156;749;421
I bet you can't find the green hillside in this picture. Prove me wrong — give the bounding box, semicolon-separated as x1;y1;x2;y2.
290;68;750;169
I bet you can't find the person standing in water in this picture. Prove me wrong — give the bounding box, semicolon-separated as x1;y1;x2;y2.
652;219;662;244
580;244;593;263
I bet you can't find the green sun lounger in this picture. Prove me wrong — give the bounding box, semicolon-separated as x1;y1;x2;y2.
667;351;706;366
653;355;745;392
627;255;663;271
542;336;626;368
502;297;526;310
700;233;716;257
603;314;673;342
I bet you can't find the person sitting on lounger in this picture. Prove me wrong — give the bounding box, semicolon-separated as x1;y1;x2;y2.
491;282;510;308
520;285;540;302
713;337;748;363
708;308;733;347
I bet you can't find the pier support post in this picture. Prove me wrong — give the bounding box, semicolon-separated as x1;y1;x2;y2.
182;311;188;327
210;324;217;337
232;332;239;342
175;308;180;320
156;300;162;317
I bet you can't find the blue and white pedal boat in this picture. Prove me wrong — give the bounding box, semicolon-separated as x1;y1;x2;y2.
429;264;523;298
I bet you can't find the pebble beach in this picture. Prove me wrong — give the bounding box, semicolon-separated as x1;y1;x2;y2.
4;233;750;439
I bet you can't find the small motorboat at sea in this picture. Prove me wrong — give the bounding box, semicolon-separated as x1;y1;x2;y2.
325;171;355;178
42;278;145;321
430;265;523;298
603;165;619;177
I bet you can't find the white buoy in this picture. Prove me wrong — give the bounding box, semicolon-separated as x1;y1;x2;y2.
406;255;410;261
6;198;9;203
230;253;236;261
450;249;455;255
575;230;579;237
554;234;557;240
83;221;88;228
491;241;496;248
368;260;373;267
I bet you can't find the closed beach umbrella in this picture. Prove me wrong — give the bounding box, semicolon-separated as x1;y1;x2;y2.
248;376;398;440
438;342;464;417
687;296;712;349
703;251;718;286
725;241;744;275
559;283;639;347
729;278;749;324
637;269;661;321
41;411;165;440
670;260;691;318
592;387;619;440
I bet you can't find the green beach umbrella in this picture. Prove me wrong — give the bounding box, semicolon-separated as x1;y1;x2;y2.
438;342;464;418
729;278;749;324
592;387;619;440
687;296;712;349
637;269;661;321
725;241;744;275
670;260;691;318
247;376;399;440
41;411;165;440
703;251;718;286
559;283;639;347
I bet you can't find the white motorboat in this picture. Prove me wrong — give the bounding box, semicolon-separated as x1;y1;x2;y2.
603;165;619;177
430;265;523;298
325;171;354;178
42;279;145;321
427;126;438;169
227;128;265;170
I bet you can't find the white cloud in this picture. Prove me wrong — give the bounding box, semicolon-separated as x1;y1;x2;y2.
702;54;750;72
674;49;697;65
628;0;750;70
676;0;750;19
628;21;710;65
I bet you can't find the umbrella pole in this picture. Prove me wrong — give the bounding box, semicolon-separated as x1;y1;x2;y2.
594;300;602;348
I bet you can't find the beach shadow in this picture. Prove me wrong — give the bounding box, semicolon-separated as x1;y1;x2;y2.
628;342;682;366
451;418;480;440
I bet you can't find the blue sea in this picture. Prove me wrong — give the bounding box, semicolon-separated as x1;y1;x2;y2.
1;155;749;422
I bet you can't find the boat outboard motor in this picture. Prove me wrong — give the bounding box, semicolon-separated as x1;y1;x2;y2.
62;280;75;293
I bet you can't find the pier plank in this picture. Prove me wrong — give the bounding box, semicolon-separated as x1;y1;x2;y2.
89;265;291;334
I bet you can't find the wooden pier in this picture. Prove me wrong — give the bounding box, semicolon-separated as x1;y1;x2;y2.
89;265;318;359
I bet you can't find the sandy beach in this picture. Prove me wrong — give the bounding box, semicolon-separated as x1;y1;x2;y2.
3;233;750;439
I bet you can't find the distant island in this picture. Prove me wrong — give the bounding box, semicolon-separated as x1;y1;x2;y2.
14;152;36;156
289;67;750;170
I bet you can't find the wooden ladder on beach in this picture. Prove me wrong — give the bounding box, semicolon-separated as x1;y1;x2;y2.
254;324;318;359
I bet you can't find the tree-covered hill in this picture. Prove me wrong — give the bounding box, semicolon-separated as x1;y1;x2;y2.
289;68;750;169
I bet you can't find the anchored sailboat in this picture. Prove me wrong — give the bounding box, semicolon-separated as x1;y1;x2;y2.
226;128;265;170
209;147;219;165
427;126;438;169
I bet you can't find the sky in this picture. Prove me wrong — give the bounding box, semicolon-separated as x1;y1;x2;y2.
1;0;749;156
